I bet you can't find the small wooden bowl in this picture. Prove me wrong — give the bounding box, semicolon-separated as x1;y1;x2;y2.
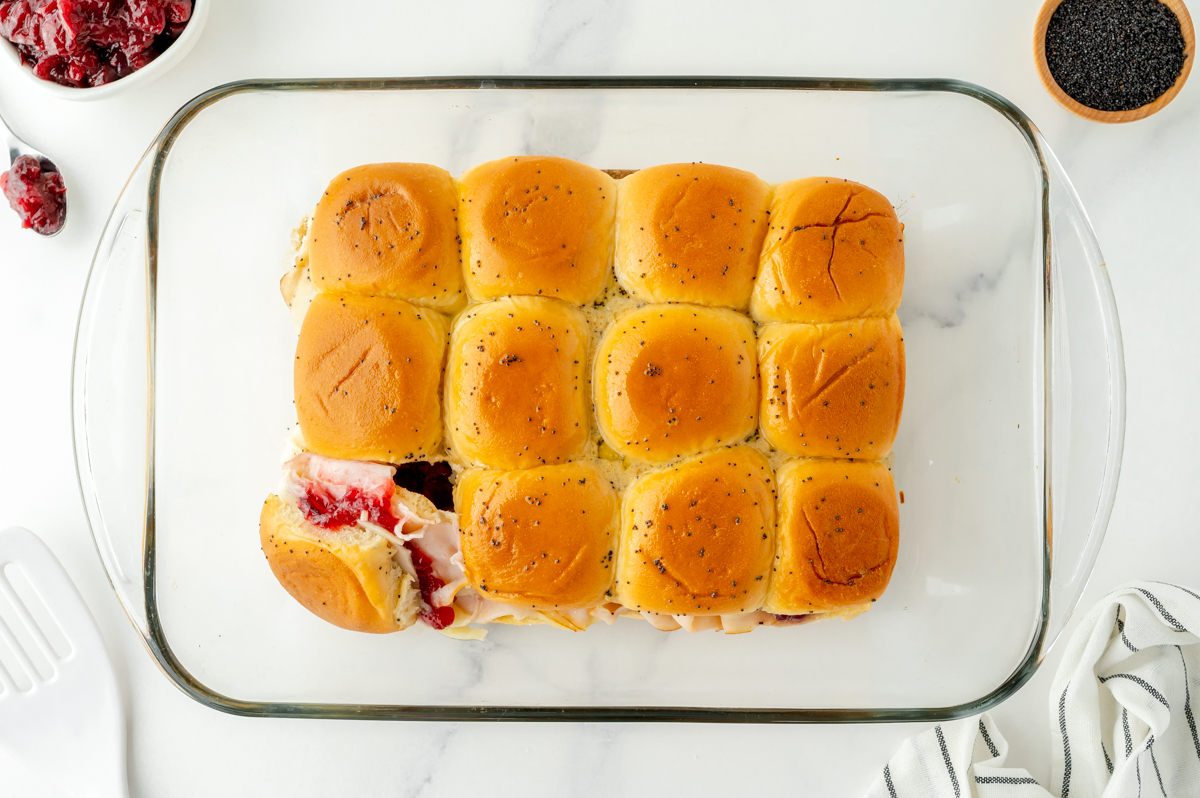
1034;0;1195;122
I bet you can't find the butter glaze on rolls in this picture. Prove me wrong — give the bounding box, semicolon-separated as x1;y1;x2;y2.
457;156;616;304
615;163;771;310
274;158;907;637
593;303;759;463
615;447;775;615
758;315;905;459
294;292;447;463
446;296;590;469
308;163;464;312
457;462;617;610
765;458;899;615
751;177;904;324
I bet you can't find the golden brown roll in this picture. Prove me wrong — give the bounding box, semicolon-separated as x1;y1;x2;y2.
758;315;905;459
764;458;899;615
457;156;616;304
615;163;771;310
262;453;468;634
457;462;618;609
615;447;776;615
295;292;447;463
446;296;590;469
750;177;904;324
593;303;759;463
308;163;464;312
260;494;420;634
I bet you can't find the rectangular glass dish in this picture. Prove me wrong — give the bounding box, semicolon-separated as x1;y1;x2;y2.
72;78;1124;722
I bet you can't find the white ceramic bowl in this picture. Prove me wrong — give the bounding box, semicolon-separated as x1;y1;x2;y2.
0;0;208;101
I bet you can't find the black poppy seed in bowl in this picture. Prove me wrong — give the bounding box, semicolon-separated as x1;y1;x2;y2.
1046;0;1188;112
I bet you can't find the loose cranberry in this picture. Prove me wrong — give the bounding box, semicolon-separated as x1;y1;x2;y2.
1;155;67;235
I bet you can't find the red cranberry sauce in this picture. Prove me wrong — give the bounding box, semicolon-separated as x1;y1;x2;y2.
772;613;816;624
406;544;455;630
0;0;193;88
1;154;65;235
295;473;454;629
297;480;400;534
392;460;454;511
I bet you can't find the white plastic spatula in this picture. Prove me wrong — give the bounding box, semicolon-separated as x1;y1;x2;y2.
0;527;127;798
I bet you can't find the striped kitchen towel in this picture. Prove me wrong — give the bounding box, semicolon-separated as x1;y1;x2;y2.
865;581;1200;797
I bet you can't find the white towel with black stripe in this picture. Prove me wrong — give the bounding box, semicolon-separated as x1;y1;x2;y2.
864;581;1200;797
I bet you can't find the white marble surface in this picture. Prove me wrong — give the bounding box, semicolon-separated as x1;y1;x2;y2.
0;1;1196;795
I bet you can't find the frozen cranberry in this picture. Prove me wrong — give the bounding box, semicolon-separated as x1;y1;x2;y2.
1;155;67;236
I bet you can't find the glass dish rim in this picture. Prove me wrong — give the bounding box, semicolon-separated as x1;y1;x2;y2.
101;75;1062;723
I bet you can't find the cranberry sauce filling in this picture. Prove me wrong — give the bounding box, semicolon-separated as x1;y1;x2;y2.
406;543;455;630
0;0;193;88
297;482;400;533
1;155;65;235
392;461;454;511
772;614;815;624
295;469;456;630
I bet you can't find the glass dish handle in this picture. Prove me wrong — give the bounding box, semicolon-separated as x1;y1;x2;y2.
72;153;155;638
1040;132;1126;653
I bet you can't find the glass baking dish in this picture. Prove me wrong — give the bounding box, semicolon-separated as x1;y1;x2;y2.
71;77;1125;722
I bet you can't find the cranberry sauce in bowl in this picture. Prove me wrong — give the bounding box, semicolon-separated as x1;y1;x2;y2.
1;154;65;235
0;0;205;95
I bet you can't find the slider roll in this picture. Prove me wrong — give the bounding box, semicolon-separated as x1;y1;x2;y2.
751;177;904;324
446;297;590;469
765;459;900;615
457;156;616;304
615;448;776;615
308;163;464;311
457;462;618;610
593;303;759;463
294;292;447;464
260;495;417;634
758;315;905;459
615;163;772;310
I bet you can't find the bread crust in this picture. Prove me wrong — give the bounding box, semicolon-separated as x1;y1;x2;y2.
764;459;900;614
751;177;904;323
445;297;590;468
615;447;776;615
615;163;771;310
457;462;617;609
593;303;759;463
458;156;616;304
308;163;464;311
758;315;905;459
294;292;447;463
259;495;416;633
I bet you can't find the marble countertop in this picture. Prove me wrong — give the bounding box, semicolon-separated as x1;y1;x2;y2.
0;1;1195;795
